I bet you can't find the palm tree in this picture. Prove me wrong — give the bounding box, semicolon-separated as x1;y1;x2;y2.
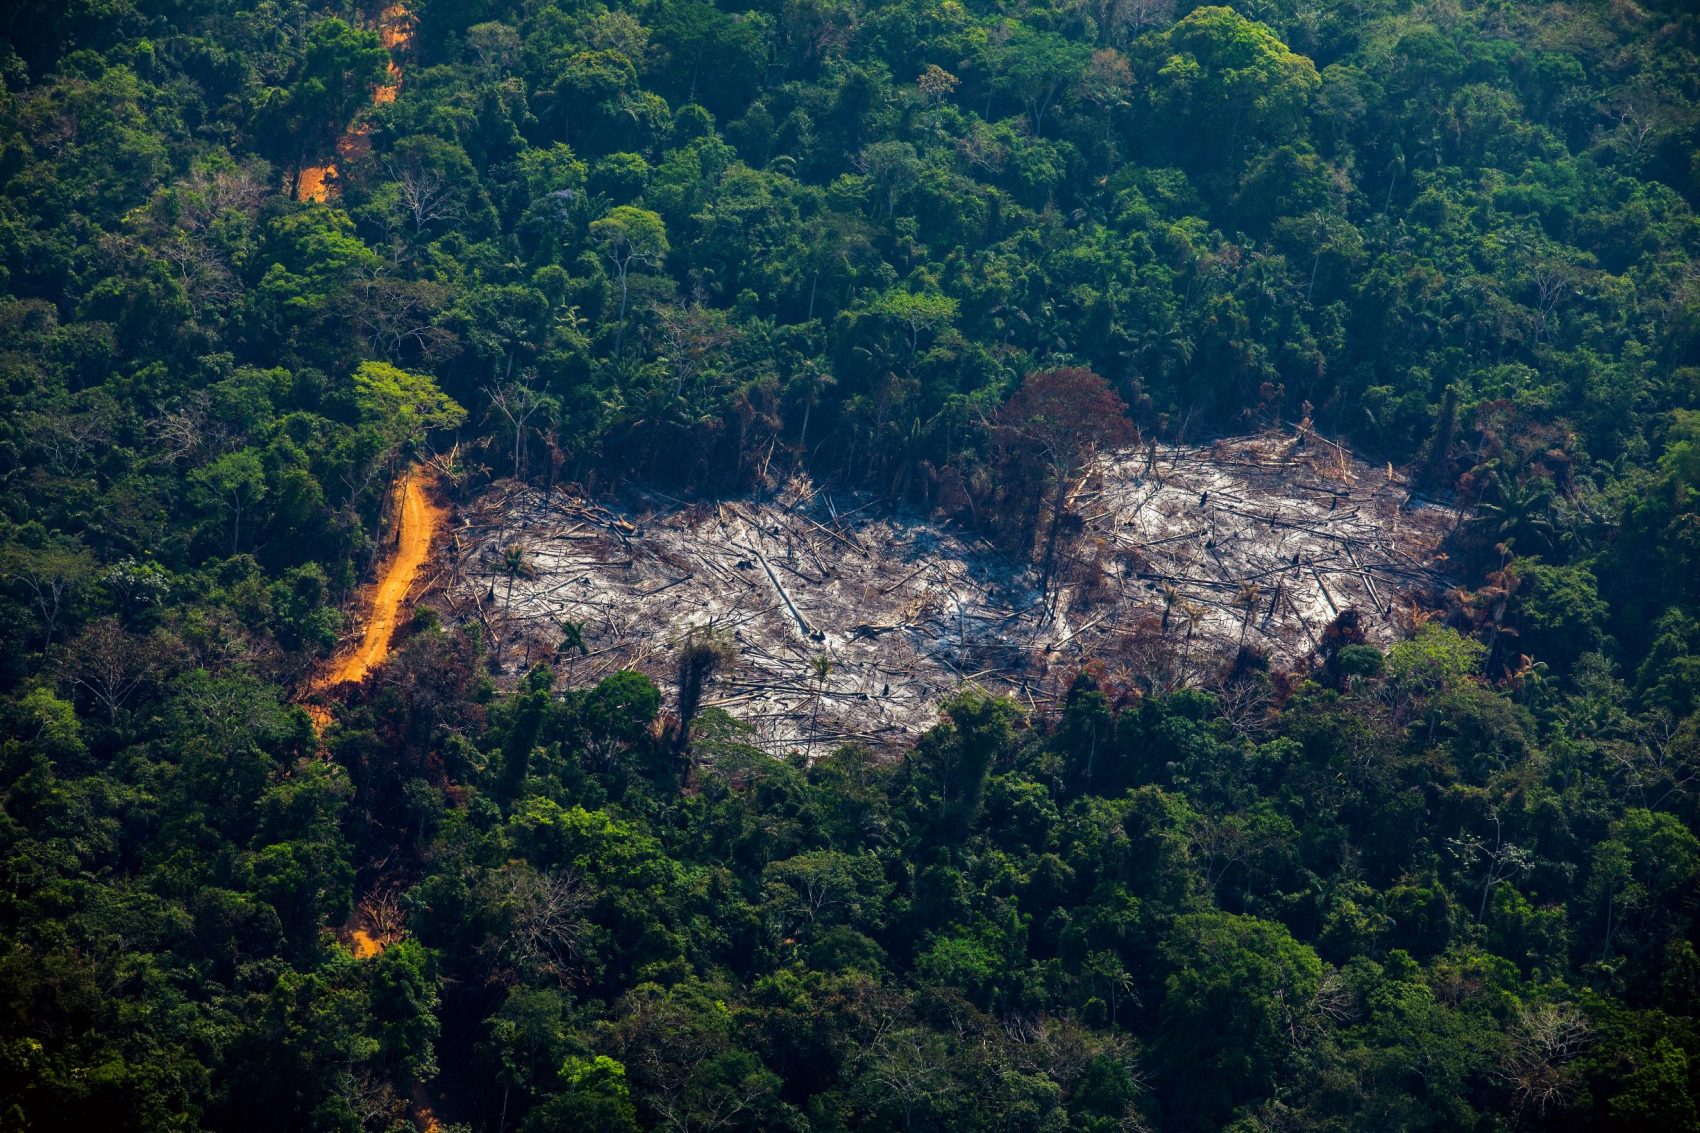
502;544;528;605
495;543;528;667
1474;469;1556;554
674;626;737;761
557;618;587;681
807;653;833;758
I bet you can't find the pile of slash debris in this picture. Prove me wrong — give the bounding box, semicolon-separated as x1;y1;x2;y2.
443;431;1459;754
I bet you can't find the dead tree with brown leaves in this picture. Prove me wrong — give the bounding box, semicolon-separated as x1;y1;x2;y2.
674;625;738;758
992;367;1134;602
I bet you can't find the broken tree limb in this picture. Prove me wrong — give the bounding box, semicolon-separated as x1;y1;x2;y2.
879;560;932;595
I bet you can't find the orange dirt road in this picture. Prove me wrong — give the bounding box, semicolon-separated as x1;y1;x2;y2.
308;470;444;711
295;3;414;201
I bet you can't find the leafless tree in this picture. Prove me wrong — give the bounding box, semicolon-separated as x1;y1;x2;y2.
333;1068;405;1133
145;164;266;317
657;291;741;399
1499;1002;1590;1122
1604;95;1664;167
466;20;521;76
352;274;457;364
1447;809;1533;921
1217;672;1275;739
1606;710;1700;809
176;163;267;230
56;617;165;725
483;369;552;482
159;231;241;314
1529;259;1577;343
1188;810;1280;891
26;402;114;478
4;543;96;647
1079;0;1175;44
147;394;218;466
480;862;591;986
1311;967;1357;1029
854;1027;959;1132
362;886;408;946
389;158;461;239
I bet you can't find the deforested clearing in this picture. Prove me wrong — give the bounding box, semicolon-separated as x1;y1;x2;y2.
445;430;1457;753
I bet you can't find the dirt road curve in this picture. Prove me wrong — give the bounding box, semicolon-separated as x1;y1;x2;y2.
296;2;414;201
310;470;443;707
326;469;443;688
310;466;447;1128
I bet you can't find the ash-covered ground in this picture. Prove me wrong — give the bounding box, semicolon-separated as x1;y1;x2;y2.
443;431;1458;754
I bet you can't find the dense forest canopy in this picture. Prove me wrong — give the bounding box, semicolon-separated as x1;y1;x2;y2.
5;0;1700;1129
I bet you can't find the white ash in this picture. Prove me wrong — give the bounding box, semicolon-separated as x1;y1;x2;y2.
443;432;1457;755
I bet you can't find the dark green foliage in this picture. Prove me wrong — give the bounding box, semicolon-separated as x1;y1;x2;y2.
5;0;1700;1130
1157;912;1322;1127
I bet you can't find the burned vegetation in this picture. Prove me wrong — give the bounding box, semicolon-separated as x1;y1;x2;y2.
444;428;1458;754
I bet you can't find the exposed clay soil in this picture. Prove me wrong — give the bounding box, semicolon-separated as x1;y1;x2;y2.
295;3;413;202
304;469;444;725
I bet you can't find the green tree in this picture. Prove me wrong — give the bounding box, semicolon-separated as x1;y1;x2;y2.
589;206;669;358
523;1055;640;1133
1512;560;1609;671
762;850;890;943
1609;1038;1699;1129
368;938;440;1086
910;689;1018;841
1473;469;1557;555
353;361;468;461
1149;6;1320;166
994;26;1092;136
1157;912;1322;1126
349;361;466;535
192;448;268;554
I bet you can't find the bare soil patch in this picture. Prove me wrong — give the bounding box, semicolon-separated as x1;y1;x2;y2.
444;432;1457;753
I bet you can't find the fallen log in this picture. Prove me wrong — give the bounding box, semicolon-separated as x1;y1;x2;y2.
879;560;933;595
744;534;818;640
